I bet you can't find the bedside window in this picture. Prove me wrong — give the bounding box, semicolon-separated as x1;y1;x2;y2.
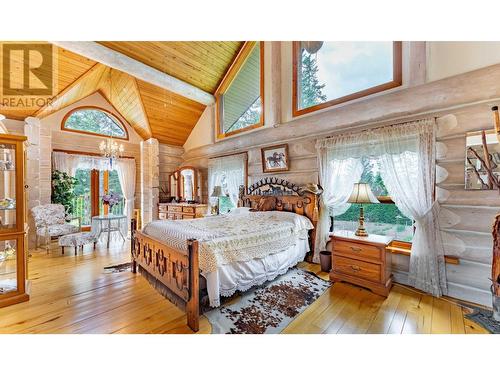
332;156;414;242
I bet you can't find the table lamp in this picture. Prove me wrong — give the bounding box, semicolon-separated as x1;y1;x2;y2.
211;185;223;215
347;183;380;237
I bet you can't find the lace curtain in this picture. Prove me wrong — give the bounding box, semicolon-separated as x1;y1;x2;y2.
208;153;247;208
52;151;115;174
116;158;136;232
52;151;80;176
315;118;447;296
315;134;365;262
377;119;447;296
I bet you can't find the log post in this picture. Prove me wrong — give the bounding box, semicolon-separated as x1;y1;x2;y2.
493;215;500;297
186;239;200;332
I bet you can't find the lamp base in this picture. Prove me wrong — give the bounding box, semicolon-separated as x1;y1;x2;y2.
355;205;369;237
355;227;369;237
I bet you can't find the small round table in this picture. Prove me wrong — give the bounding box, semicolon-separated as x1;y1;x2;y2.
91;214;127;250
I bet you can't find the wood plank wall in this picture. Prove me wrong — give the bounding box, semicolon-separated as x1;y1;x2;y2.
159;144;184;198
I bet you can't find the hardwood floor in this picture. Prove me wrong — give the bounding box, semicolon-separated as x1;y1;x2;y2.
0;241;489;334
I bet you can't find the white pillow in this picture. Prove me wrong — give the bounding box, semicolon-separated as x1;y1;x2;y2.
228;207;252;215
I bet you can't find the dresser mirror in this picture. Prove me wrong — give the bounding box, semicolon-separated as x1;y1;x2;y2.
169;173;179;200
168;166;201;203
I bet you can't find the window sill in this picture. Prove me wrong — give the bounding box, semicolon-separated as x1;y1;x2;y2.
386;244;459;265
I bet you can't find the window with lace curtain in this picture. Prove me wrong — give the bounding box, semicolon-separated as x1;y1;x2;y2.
208;153;248;213
333;156;414;242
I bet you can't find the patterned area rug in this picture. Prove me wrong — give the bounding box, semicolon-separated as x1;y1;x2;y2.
103;262;132;273
204;268;332;334
465;306;500;334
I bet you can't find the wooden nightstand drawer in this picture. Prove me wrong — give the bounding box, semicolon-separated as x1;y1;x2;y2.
183;206;194;213
158;204;168;212
168;206;182;213
333;255;381;283
158;212;168;220
330;231;392;297
334;239;382;262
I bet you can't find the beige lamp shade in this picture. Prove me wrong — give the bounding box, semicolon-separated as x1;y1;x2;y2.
211;185;223;198
347;183;380;204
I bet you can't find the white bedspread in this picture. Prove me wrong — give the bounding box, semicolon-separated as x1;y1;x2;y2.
143;211;313;273
142;211;313;306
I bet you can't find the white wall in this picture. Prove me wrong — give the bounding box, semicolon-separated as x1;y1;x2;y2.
183;105;214;151
427;42;500;82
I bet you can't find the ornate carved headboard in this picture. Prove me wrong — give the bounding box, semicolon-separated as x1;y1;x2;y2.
238;177;320;257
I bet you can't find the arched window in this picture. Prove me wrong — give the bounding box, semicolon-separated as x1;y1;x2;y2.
62;106;128;139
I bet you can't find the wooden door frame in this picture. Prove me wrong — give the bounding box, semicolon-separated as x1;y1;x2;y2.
90;170;100;218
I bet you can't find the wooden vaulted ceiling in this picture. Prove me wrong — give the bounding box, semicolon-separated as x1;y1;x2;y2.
99;42;243;93
0;41;244;146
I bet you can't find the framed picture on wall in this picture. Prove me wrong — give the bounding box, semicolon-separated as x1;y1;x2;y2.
261;144;289;173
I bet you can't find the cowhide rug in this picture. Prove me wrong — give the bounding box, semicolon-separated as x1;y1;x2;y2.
103;262;131;273
204;268;332;334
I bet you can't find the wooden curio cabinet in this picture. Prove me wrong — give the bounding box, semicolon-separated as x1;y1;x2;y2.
0;134;29;308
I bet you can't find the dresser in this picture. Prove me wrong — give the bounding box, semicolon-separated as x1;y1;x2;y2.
158;203;208;220
330;230;393;297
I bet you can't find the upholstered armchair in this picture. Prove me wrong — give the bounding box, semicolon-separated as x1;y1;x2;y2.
31;204;82;251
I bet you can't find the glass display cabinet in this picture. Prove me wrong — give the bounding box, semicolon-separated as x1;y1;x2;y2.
0;134;29;308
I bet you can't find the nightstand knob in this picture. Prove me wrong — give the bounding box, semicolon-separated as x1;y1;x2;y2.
350;265;361;272
350;246;362;253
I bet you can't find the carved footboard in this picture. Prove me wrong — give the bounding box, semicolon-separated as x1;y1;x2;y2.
130;219;200;332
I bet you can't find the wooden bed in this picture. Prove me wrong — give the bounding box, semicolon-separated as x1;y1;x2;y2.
131;178;319;332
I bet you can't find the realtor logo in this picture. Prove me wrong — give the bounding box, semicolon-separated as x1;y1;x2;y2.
1;42;57;111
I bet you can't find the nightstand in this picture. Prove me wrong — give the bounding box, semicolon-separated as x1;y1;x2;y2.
329;230;393;297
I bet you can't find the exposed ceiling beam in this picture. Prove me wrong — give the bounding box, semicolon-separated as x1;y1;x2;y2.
50;41;215;106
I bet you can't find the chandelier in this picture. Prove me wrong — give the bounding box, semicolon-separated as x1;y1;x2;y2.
99;137;124;168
